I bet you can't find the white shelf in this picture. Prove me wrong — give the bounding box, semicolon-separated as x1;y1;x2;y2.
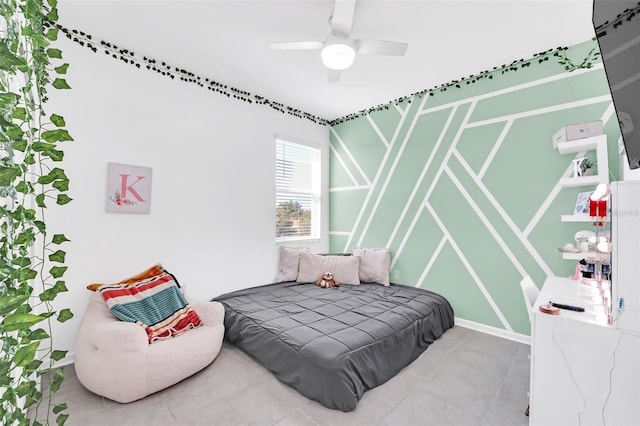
560;214;609;223
559;174;606;188
555;135;606;154
561;251;610;261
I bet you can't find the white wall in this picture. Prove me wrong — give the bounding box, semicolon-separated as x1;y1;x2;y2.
46;33;329;362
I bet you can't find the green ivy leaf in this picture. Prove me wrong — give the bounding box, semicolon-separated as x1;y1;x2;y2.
50;114;66;127
41;129;73;142
14;342;40;367
28;328;50;341
0;39;27;70
1;313;46;331
38;173;55;185
15;181;31;194
46;28;59;41
12;107;27;120
36;193;46;208
51;78;71;90
0;166;21;186
57;309;73;323
46;8;59;21
27;357;44;369
56;193;72;205
46;48;63;59
54;63;69;75
3;386;16;406
40;281;67;302
50;367;64;393
40;311;55;319
15;380;34;398
2;387;16;407
48;250;66;263
33;141;55;152
52;178;69;191
24;153;36;165
0;293;30;316
12;257;31;267
56;413;69;426
53;403;67;415
21;268;38;281
51;350;67;362
12;139;28;152
52;234;70;244
0;374;9;389
7;124;24;140
44;148;65;162
38;167;68;184
49;266;67;278
34;220;46;233
14;229;35;245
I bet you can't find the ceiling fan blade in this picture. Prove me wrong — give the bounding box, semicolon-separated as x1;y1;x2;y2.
328;69;342;83
330;0;356;37
269;41;323;50
354;39;408;56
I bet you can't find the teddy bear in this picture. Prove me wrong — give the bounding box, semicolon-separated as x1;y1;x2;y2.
315;272;339;288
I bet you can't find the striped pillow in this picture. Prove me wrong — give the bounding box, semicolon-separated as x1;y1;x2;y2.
99;272;201;343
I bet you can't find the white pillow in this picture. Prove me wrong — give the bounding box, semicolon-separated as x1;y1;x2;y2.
275;246;310;282
297;252;360;285
353;248;391;286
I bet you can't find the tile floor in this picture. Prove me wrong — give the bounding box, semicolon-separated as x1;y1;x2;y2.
31;326;531;426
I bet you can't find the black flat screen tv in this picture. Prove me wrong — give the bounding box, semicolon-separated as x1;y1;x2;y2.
593;0;640;169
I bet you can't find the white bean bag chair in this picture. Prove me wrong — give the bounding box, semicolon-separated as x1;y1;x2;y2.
74;291;224;403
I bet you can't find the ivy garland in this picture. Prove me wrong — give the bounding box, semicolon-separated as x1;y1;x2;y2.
1;0;73;425
331;46;601;125
594;1;640;37
49;20;605;127
43;21;331;126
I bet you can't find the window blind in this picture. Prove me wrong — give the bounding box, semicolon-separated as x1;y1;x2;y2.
276;138;321;240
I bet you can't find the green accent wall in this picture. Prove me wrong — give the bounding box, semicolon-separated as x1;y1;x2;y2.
329;40;621;337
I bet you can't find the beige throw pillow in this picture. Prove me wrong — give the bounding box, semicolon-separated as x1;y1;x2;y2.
297;252;360;285
353;248;391;286
275;246;310;282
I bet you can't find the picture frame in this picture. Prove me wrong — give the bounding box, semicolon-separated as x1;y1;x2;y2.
574;191;592;215
106;162;152;214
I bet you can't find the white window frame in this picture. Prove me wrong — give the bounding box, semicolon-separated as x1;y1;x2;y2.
275;136;321;242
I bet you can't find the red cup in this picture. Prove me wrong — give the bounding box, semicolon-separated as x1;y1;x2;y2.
598;200;607;217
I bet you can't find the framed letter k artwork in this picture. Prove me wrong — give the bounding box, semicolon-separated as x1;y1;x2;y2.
106;163;152;214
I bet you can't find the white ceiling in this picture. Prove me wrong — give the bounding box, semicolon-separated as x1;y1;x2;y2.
58;0;597;122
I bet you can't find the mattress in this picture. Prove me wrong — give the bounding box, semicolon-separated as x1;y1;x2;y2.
214;281;454;411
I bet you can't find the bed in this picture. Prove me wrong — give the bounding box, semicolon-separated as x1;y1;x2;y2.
214;280;454;411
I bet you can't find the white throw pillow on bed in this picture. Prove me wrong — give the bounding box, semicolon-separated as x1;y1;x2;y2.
276;246;310;282
353;248;391;286
297;252;360;285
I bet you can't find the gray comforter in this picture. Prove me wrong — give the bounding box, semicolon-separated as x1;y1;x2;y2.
214;282;454;411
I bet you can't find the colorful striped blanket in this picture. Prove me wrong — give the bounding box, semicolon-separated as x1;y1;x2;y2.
99;272;202;343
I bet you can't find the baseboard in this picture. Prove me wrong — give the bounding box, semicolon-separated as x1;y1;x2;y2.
455;317;531;345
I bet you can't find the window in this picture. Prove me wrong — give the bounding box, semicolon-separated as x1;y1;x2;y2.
276;138;321;241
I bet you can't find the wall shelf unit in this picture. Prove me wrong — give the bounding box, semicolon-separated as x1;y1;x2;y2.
555;134;609;223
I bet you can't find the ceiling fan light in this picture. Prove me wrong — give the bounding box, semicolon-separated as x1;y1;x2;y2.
321;42;356;70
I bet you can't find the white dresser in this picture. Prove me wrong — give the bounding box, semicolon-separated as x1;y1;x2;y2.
529;276;640;425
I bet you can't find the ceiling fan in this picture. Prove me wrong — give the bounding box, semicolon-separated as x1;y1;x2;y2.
269;0;408;82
